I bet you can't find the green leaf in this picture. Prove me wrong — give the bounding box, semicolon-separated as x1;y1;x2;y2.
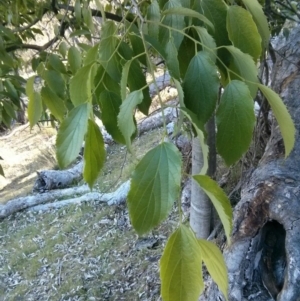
75;0;82;24
128;142;182;235
147;0;160;39
242;0;270;49
165;38;180;80
28;92;42;128
56;103;89;168
144;34;167;59
84;43;99;65
194;26;217;63
183;51;219;124
82;7;95;33
99;36;122;82
26;76;35;98
227;6;261;61
83;119;106;189
160;0;185;49
41;86;66;122
120;60;132;101
198;239;228;301
258;84;295;157
127;60;152;115
68;46;82;75
69;29;91;38
201;0;231;69
117;90;143;151
59;41;68;58
43;70;65;99
224;45;258;98
193;175;232;243
70;63;94;107
3;101;16;119
48;53;67;74
160;225;204;301
216;80;255;165
98;91;125;144
162;7;214;30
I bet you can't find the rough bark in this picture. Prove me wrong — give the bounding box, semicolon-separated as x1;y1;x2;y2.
204;22;300;301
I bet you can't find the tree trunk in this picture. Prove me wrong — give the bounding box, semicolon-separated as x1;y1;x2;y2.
203;22;300;301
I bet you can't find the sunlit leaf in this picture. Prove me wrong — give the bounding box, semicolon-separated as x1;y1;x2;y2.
41;86;66;122
70;63;95;106
128;142;182;235
227;6;261;61
56;103;89;168
117;90;143;151
216;80;255;165
198;239;228;301
242;0;270;49
160;225;204;301
183;51;219;124
193;175;232;243
258;84;295;157
84;43;99;65
68;46;82;75
83;119;106;189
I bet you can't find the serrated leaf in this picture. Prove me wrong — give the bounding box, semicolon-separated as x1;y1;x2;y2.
0;164;4;177
48;53;67;74
165;38;180;80
216;80;255;165
127;60;152;115
144;34;167;59
180;107;208;174
160;0;185;49
183;51;219;124
162;7;214;30
128;142;182;234
193;175;232;243
100;20;117;39
43;70;65;98
258;84;295;157
68;46;82;75
98;91;125;144
120;60;132;101
160;225;204;301
41;86;66;122
194;27;217;63
70;63;94;106
198;239;228;300
224;45;258;98
84;119;106;188
56;103;89;168
227;6;261;61
28;91;42;128
242;0;270;49
117;90;143;151
147;0;160;39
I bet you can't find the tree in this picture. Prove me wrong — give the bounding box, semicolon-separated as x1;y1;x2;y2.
0;0;297;300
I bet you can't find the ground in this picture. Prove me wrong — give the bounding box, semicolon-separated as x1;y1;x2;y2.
0;122;180;301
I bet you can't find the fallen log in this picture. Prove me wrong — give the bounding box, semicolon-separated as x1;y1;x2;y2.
0;181;130;219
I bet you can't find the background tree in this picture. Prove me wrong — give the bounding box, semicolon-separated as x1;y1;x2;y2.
0;0;297;300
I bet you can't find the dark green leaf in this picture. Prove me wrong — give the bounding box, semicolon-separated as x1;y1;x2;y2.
160;225;204;301
56;103;89;168
48;53;67;74
216;80;255;165
128;142;182;234
83;119;106;188
43;70;65;99
98;91;125;144
147;0;160;39
183;51;219;124
165;38;180;80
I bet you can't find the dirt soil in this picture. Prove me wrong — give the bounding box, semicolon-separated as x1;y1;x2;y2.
0;124;57;204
